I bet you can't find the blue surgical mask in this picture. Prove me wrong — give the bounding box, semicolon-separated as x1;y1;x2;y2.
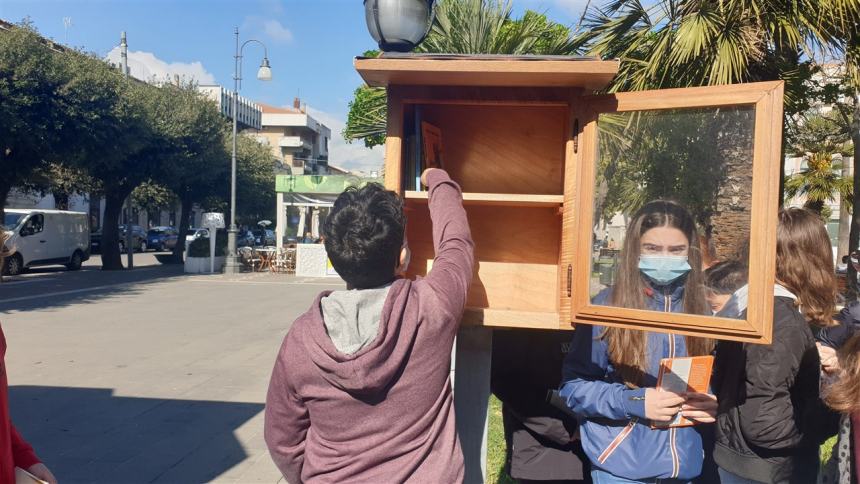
638;255;691;285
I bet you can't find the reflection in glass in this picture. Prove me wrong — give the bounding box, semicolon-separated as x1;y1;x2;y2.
591;107;754;317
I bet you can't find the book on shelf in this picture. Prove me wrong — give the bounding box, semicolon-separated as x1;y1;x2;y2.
406;107;444;192
413;106;422;191
651;355;714;429
421;121;443;170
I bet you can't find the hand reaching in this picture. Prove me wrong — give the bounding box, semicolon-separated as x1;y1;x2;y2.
420;168;442;188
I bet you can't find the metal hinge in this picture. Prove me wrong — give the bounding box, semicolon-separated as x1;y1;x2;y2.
567;264;572;297
572;119;579;154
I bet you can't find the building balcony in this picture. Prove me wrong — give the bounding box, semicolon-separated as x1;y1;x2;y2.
279;136;312;150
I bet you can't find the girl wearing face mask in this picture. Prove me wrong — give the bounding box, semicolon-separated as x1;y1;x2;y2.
560;200;717;484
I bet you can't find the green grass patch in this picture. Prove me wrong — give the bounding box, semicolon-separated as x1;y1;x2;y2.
821;435;837;464
487;395;517;484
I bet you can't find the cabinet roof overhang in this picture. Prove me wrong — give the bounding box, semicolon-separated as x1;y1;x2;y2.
355;53;619;90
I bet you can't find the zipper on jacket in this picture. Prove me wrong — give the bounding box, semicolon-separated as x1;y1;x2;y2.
664;286;680;479
597;418;638;464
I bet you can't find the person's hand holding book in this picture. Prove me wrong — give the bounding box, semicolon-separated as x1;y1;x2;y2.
644;389;685;423
680;392;718;423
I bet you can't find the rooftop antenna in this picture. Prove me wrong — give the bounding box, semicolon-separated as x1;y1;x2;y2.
62;17;72;45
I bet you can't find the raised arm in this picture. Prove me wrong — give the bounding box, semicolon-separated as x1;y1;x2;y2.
421;169;475;319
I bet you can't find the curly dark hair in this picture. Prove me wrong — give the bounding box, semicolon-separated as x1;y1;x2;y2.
704;260;748;295
323;183;405;289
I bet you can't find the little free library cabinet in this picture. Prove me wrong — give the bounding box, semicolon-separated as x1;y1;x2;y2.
355;54;783;344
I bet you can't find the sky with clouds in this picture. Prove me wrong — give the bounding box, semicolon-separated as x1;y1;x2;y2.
1;0;587;173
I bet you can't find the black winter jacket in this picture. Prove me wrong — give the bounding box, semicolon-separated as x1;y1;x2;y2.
713;296;838;483
491;329;589;482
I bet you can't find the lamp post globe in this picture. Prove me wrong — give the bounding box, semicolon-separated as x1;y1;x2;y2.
257;57;273;81
364;0;435;52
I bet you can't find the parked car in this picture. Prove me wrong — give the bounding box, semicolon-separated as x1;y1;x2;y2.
183;227;209;255
147;226;179;252
90;230;103;253
253;228;275;246
3;209;90;275
185;227;209;243
118;224;148;253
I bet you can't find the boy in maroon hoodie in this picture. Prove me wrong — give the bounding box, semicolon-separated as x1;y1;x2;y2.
265;168;474;483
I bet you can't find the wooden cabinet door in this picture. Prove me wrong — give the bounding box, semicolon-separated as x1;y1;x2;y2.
569;81;784;343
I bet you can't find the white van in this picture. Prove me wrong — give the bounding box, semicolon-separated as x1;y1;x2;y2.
3;209;90;275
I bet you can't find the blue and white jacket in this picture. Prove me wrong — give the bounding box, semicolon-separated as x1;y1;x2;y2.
559;283;706;481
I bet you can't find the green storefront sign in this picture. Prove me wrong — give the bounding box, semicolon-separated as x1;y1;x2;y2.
275;175;375;194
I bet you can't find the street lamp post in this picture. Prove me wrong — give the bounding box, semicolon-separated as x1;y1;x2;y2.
121;31;134;270
224;27;272;274
364;0;435;52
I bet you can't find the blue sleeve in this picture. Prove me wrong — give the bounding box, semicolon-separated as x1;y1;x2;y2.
559;324;647;421
819;302;860;349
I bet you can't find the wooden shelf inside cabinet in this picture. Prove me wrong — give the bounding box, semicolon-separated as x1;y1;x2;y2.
404;191;564;208
462;308;562;330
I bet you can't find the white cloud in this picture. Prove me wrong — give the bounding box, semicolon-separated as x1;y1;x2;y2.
242;16;294;44
263;20;293;43
104;47;216;85
305;107;385;174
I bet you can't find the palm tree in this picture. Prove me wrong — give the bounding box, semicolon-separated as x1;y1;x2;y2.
576;1;855;94
784;113;853;215
343;0;580;147
576;0;859;260
784;151;852;215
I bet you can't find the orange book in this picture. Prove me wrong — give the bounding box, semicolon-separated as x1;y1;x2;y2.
652;355;714;428
421;121;443;170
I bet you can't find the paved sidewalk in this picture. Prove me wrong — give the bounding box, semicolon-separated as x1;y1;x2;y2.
0;268;343;483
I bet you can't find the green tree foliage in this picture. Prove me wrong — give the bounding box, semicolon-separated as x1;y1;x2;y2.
575;1;851;102
234;134;278;224
61;52;161;270
1;21;241;270
417;0;577;55
343;0;579;148
131;182;178;218
784;113;853;215
343;83;387;148
576;0;860;261
147;83;230;261
0;22;68;221
596;109;746;223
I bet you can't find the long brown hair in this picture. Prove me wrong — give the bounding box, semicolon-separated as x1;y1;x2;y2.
823;333;860;414
776;208;836;327
603;200;713;387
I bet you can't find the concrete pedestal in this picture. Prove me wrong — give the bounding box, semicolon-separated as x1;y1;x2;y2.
453;326;493;484
296;244;335;278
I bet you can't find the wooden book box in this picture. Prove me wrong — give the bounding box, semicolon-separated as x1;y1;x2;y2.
355;54;784;343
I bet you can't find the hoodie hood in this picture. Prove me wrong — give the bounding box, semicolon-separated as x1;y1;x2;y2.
296;278;420;396
321;284;392;355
